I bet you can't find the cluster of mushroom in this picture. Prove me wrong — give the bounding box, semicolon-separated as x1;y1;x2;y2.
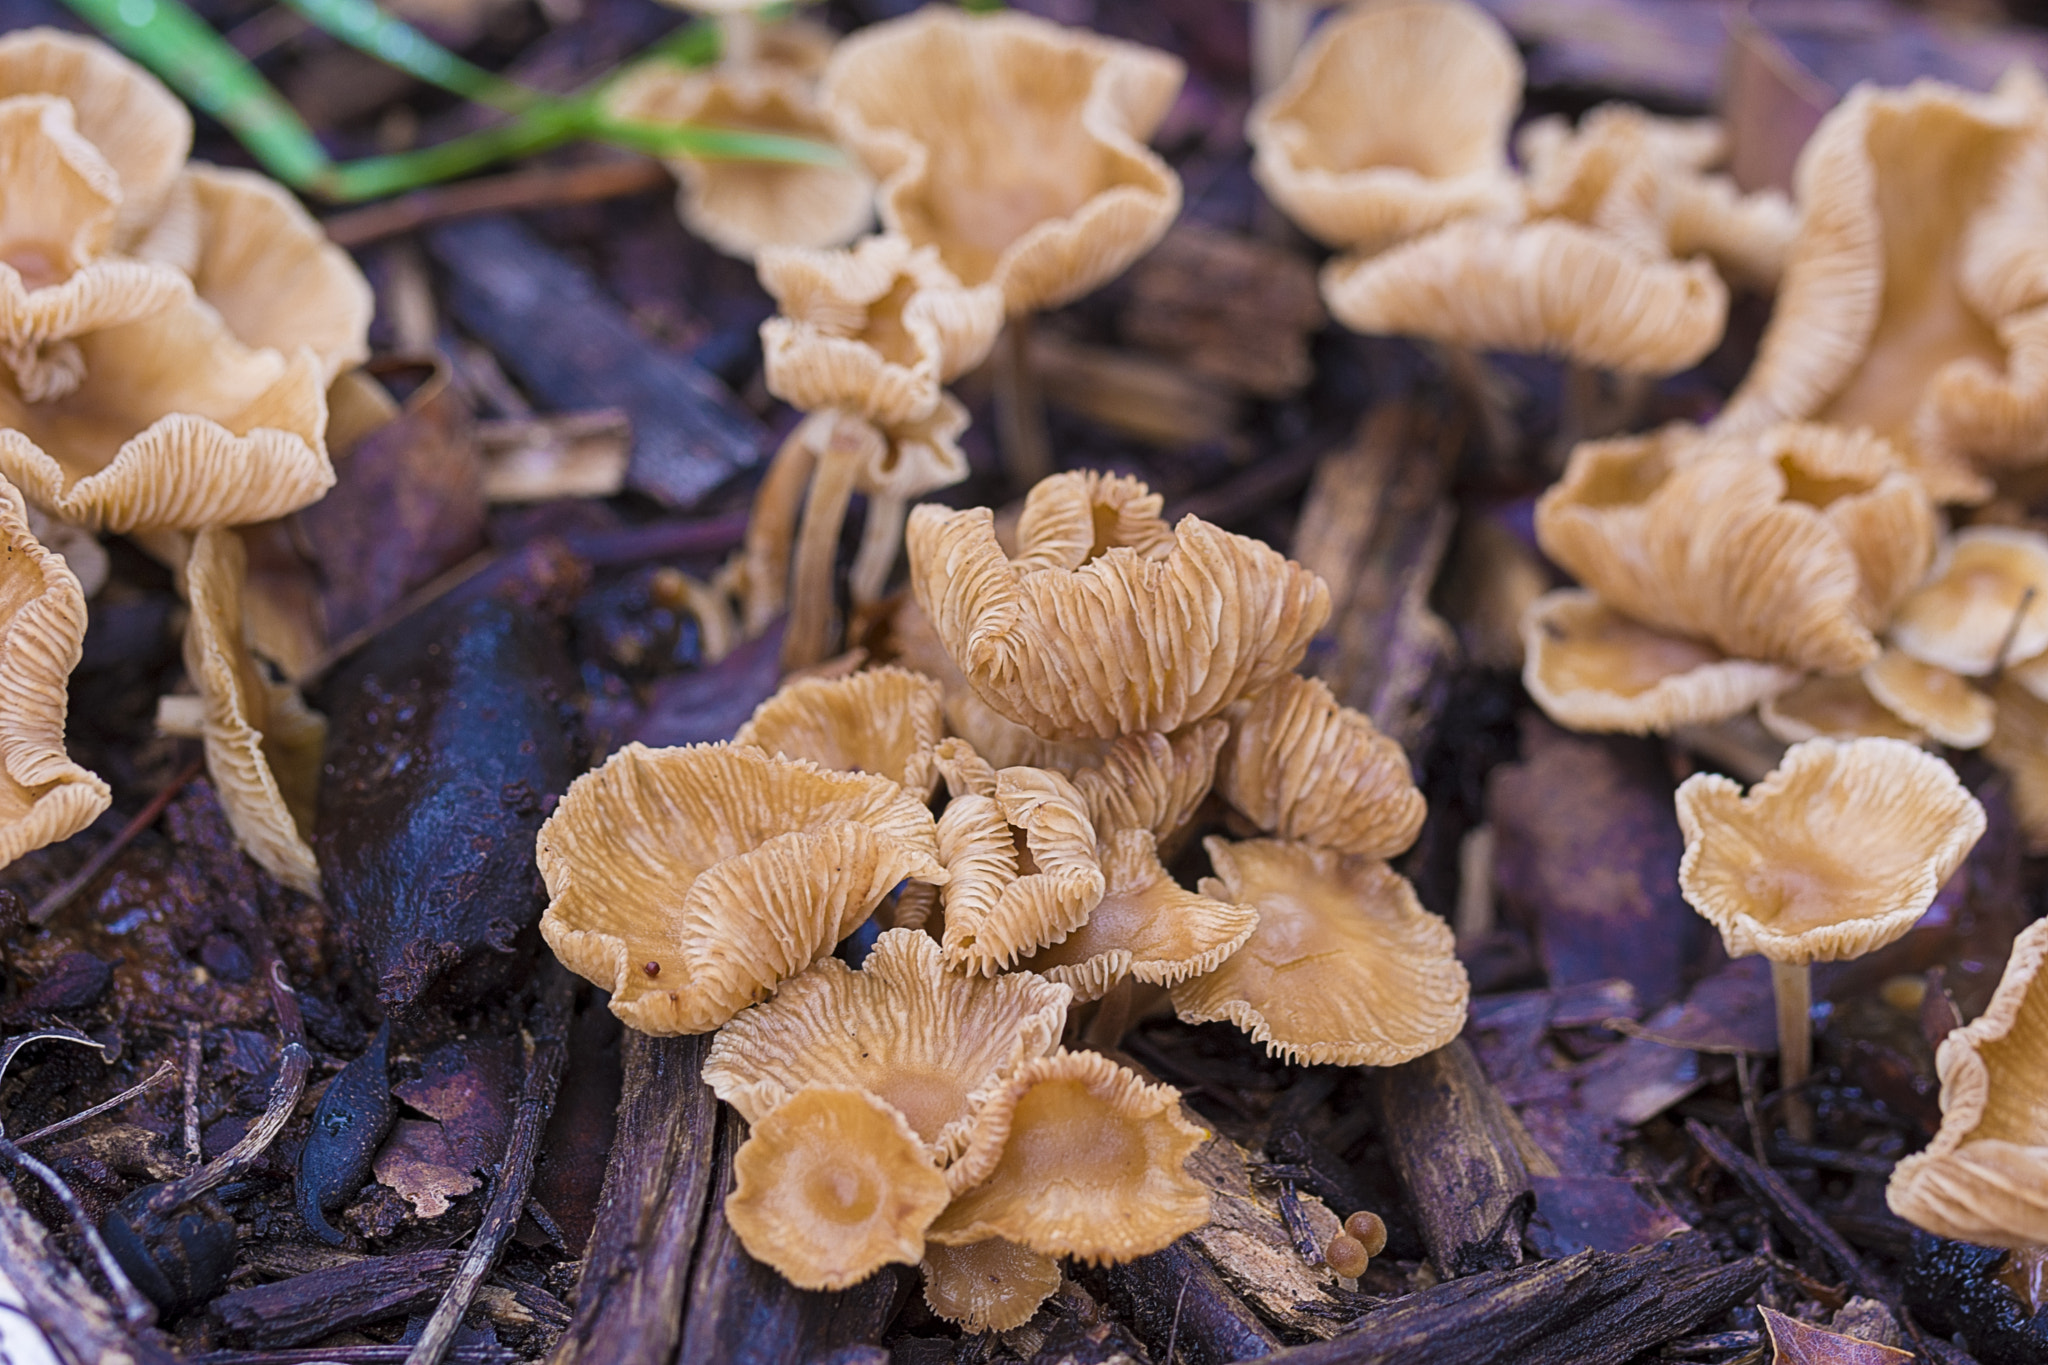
0;30;371;891
536;468;1468;1319
1247;0;1794;377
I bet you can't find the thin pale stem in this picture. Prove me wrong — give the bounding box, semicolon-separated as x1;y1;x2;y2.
1250;0;1317;99
849;490;907;611
740;415;825;635
993;317;1053;491
718;9;761;67
1084;978;1137;1052
784;413;882;671
1771;959;1815;1143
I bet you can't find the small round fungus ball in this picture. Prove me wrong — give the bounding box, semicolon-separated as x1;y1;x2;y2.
1345;1210;1389;1257
1324;1233;1369;1279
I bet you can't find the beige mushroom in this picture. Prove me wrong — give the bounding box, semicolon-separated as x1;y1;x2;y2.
1987;678;2048;854
733;664;945;794
1064;721;1227;849
1890;526;2048;676
1860;649;1995;749
1758;671;1924;746
920;1237;1063;1333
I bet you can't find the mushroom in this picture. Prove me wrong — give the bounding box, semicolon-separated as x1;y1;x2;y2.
162;527;326;896
1860;649;1995;749
0;95;190;402
1757;672;1924;746
886;594;1103;771
1171;837;1468;1066
907;470;1329;740
820;7;1185;484
1213;673;1426;858
1675;737;1986;1138
1523;589;1800;736
0;473;107;869
535;741;947;1034
933;1049;1209;1261
1714;71;2048;502
702;927;1069;1166
919;1236;1063;1333
1063;721;1227;851
1986;678;2048;854
724;1084;952;1291
732;664;946;794
1888;917;2048;1247
1889;526;2048;676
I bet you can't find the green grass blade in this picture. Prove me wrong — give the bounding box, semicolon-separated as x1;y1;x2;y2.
277;0;549;112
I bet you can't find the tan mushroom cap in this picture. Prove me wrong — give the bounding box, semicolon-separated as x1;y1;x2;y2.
1321;218;1728;376
0;29;192;244
605;62;871;261
0;473;108;869
820;6;1185;315
1986;678;2048;854
758;233;1003;427
934;1049;1209;1257
1174;838;1467;1066
179;527;324;895
1214;673;1425;858
1523;590;1799;735
1891;527;2048;676
1535;426;1935;673
1861;650;1994;749
1716;73;2048;502
1888;918;2048;1247
935;761;1105;976
1014;827;1257;1003
0;95;191;403
733;665;945;793
908;472;1330;740
1675;736;1985;965
921;1237;1063;1333
703;928;1069;1164
1758;671;1924;746
888;597;1106;770
536;741;947;1034
0;291;331;534
725;1085;952;1291
140;165;374;384
1245;0;1523;254
1065;721;1226;846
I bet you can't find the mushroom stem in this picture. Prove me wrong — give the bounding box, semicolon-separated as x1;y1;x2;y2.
849;490;910;611
719;9;762;67
1250;0;1318;98
1083;977;1137;1051
1434;342;1519;467
1771;958;1816;1142
992;317;1054;491
741;413;826;636
785;411;884;671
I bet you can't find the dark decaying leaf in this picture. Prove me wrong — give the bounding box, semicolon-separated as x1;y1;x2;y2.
1760;1305;1913;1363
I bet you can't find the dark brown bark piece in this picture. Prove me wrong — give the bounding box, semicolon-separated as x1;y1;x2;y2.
212;1248;462;1347
0;1173;178;1365
1092;1240;1281;1365
1685;1119;1888;1301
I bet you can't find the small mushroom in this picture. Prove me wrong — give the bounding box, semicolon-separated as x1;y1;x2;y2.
933;1049;1209;1260
1675;737;1986;1138
1064;721;1227;849
0;473;107;870
1758;671;1924;746
908;470;1329;739
1172;837;1468;1066
733;664;945;794
1860;649;1995;749
1213;673;1426;858
535;741;947;1034
1523;589;1799;736
702;928;1069;1166
919;1236;1063;1333
1887;917;2048;1246
725;1084;952;1291
1986;678;2048;854
1889;526;2048;676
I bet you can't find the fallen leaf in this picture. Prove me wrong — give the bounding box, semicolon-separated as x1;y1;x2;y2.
1761;1305;1914;1363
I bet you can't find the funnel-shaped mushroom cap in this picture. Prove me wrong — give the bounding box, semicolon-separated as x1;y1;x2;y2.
0;292;330;534
734;665;945;793
1214;673;1426;858
1759;671;1924;745
1888;918;2048;1247
1862;650;1994;749
0;29;191;244
935;763;1105;976
1064;721;1225;845
820;6;1185;314
606;62;871;262
703;928;1070;1163
935;1049;1209;1256
921;1238;1062;1332
1987;678;2048;854
181;527;324;895
1321;218;1728;376
1675;737;1985;965
1014;827;1257;1002
1716;75;2048;501
141;165;373;384
1523;590;1799;735
726;1084;952;1291
0;474;107;869
908;472;1330;739
1174;838;1467;1066
0;95;191;403
536;742;947;1034
1246;0;1522;254
1535;426;1934;672
759;233;1003;426
1891;527;2048;676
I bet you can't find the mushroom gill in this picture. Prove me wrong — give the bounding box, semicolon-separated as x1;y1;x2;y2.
920;1237;1063;1333
733;664;945;794
933;758;1106;977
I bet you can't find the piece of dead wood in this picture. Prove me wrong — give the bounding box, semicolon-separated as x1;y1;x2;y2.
1685;1119;1889;1302
1091;1240;1281;1365
1373;1039;1534;1279
0;1174;176;1365
1292;402;1461;757
1183;1132;1350;1340
324;159;670;249
1252;1234;1765;1365
547;1034;718;1365
476;411;633;503
1027;332;1244;451
213;1249;461;1348
1120;225;1326;400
